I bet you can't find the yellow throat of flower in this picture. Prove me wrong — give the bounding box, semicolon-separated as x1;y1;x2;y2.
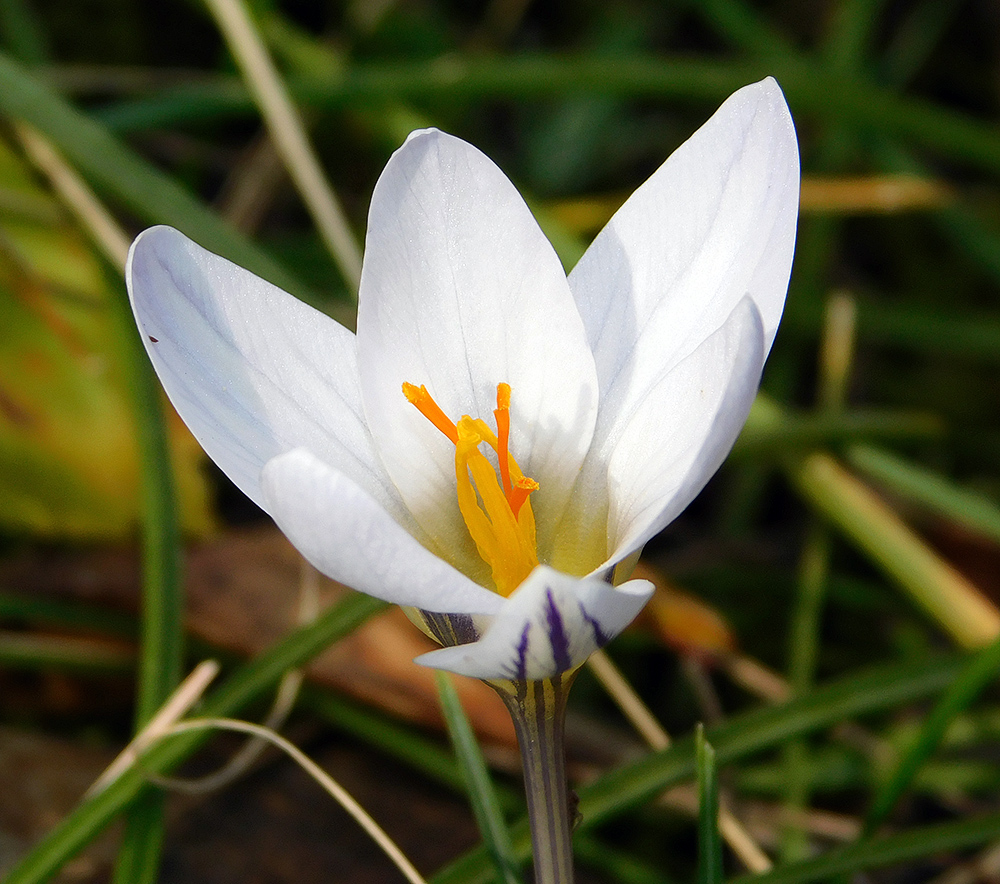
402;381;539;596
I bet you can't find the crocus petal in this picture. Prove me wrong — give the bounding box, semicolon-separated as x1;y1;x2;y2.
570;77;798;487
127;227;407;520
261;448;503;616
599;297;766;570
356;129;599;569
415;565;654;680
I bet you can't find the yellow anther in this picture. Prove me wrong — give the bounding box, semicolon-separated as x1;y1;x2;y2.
454;419;502;569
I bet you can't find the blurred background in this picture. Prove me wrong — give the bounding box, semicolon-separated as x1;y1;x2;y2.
4;1;1000;882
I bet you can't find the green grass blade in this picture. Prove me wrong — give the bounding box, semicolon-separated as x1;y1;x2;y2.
435;672;521;884
847;445;1000;544
429;652;967;884
781;522;832;862
106;247;183;879
728;811;1000;884
4;591;385;884
866;632;1000;831
0;631;134;672
733;406;942;458
90;53;1000;177
791;452;1000;649
111;794;167;884
818;0;887;71
93;75;251;132
696;725;723;884
0;591;136;637
107;263;184;728
0;50;312;299
879;0;963;86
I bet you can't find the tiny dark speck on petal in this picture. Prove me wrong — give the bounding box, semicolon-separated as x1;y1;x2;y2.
148;336;159;343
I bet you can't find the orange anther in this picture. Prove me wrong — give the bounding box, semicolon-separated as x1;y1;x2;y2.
402;382;458;444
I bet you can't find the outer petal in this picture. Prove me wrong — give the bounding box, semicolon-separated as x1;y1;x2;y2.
261;449;503;615
600;297;766;570
415;565;654;680
127;227;406;521
570;78;797;391
356;130;599;572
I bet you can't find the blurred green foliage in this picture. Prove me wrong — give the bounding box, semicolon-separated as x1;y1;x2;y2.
0;137;212;536
4;0;1000;882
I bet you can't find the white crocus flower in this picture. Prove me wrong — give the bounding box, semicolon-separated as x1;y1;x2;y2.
127;78;798;683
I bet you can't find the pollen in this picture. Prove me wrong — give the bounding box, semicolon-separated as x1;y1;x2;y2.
403;381;539;596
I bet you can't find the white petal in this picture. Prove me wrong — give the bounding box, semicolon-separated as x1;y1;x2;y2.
415;565;654;680
600;297;766;569
356;129;599;569
261;448;503;615
127;227;405;518
570;77;798;482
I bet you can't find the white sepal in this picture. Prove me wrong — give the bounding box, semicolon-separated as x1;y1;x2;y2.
261;448;503;616
415;565;653;680
126;226;405;519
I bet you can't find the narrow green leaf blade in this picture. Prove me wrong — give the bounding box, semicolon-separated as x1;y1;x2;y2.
847;444;1000;545
430;652;967;884
107;246;183;882
696;725;723;884
435;672;521;884
0;50;313;300
4;592;386;884
867;631;1000;831
729;811;1000;884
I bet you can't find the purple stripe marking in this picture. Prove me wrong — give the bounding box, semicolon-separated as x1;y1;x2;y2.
580;602;609;647
515;623;531;681
544;588;572;673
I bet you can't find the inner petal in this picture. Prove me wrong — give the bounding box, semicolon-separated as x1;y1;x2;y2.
356;128;599;575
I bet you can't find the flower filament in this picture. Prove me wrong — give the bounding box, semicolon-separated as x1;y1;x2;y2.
403;382;539;596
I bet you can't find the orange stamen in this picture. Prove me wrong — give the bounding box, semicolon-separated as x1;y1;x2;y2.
403;379;540;597
494;383;512;497
402;382;458;444
508;475;539;520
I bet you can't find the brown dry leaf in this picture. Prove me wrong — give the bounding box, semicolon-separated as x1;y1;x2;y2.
546;174;951;238
632;560;737;662
798;174;953;213
0;527;515;746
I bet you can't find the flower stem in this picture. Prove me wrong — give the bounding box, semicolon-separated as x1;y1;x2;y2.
490;675;576;884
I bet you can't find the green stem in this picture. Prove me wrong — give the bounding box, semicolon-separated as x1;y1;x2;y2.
491;676;576;884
